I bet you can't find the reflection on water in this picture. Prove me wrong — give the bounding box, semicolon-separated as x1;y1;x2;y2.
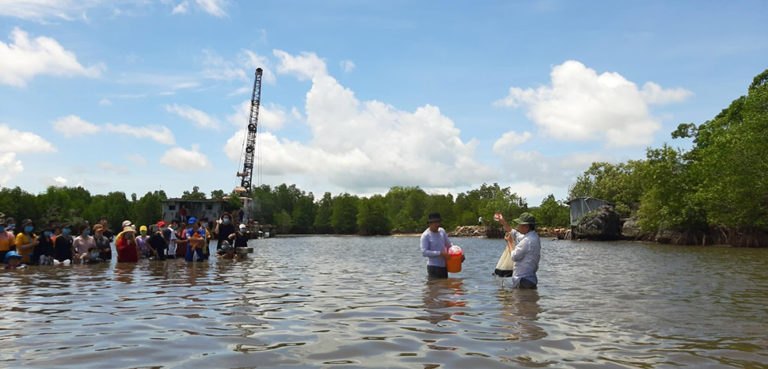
496;288;545;342
0;237;767;368
421;278;466;325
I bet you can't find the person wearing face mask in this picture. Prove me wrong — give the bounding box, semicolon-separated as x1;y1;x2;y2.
0;218;15;263
33;227;55;265
136;225;158;259
92;224;112;261
214;212;236;252
15;219;39;265
80;246;103;264
5;217;17;235
73;225;96;263
53;224;74;266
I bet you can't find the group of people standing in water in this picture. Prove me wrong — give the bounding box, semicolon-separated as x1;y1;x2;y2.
0;212;251;269
420;211;541;289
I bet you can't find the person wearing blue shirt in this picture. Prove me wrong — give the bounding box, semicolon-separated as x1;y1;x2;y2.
420;212;452;279
184;218;207;262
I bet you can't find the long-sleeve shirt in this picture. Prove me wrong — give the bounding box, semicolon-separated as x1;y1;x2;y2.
509;230;541;287
420;227;451;267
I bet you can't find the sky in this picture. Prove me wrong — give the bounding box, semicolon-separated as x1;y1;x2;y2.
0;0;766;205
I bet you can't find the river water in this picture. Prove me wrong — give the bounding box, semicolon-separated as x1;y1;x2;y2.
1;236;767;368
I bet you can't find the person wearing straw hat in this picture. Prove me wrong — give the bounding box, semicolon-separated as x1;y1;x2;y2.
116;225;140;262
495;212;541;289
420;212;453;279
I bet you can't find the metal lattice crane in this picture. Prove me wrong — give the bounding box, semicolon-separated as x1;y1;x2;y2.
235;68;263;193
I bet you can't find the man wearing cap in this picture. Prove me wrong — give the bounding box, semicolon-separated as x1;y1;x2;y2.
420;212;453;279
497;212;541;289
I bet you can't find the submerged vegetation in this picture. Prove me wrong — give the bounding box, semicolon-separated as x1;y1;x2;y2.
569;69;768;246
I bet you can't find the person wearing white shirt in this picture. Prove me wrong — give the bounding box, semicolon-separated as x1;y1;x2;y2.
497;212;541;289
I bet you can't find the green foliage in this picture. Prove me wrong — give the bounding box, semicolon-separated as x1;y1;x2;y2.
313;192;333;233
181;186;206;200
568;67;768;240
530;194;570;227
291;193;316;233
331;193;359;234
567;161;645;217
134;191;166;227
357;195;391;235
210;189;226;200
273;209;293;234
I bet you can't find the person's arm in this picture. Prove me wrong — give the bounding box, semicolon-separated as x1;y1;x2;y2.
17;234;39;251
421;234;446;258
510;239;529;261
504;232;515;254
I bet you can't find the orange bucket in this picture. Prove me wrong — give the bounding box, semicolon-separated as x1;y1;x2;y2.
446;245;463;273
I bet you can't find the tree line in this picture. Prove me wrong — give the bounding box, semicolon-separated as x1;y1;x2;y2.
0;183;571;236
569;69;768;246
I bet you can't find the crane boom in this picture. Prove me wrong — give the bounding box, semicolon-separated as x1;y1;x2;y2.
237;68;263;192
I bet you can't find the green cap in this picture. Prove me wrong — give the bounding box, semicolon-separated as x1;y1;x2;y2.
513;212;536;225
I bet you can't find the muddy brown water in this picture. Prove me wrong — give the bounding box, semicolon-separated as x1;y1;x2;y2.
1;236;767;368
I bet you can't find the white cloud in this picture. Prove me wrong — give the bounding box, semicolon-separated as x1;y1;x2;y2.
492;130;532;155
160;145;212;171
49;116;175;145
223;50;496;192
0;153;24;184
98;161;130;174
172;1;189;14
53;176;68;185
290;107;303;121
104;123;175;145
124;153;147;166
494;60;692;147
640;82;694;104
99;98;112;106
228;101;288;130
195;0;227;17
52;115;101;137
273;49;327;81
340;60;355;73
165;103;220;129
0;0;101;21
240;50;276;84
201;49;247;81
499;150;612;200
0;124;57;153
0;27;104;87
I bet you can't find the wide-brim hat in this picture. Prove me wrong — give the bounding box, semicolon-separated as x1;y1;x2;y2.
427;212;442;223
92;224;104;232
512;212;536;225
122;226;136;233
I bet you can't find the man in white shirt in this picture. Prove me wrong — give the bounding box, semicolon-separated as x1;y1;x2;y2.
497;212;541;289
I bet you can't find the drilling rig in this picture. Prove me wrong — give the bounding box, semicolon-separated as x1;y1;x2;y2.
235;68;263;194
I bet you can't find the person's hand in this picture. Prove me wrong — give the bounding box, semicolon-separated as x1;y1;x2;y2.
440;250;449;260
504;232;513;242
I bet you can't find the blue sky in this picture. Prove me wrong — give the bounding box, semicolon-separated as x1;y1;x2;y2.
0;0;766;205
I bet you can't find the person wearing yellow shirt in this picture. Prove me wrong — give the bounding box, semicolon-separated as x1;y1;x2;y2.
15;219;39;264
0;218;15;263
